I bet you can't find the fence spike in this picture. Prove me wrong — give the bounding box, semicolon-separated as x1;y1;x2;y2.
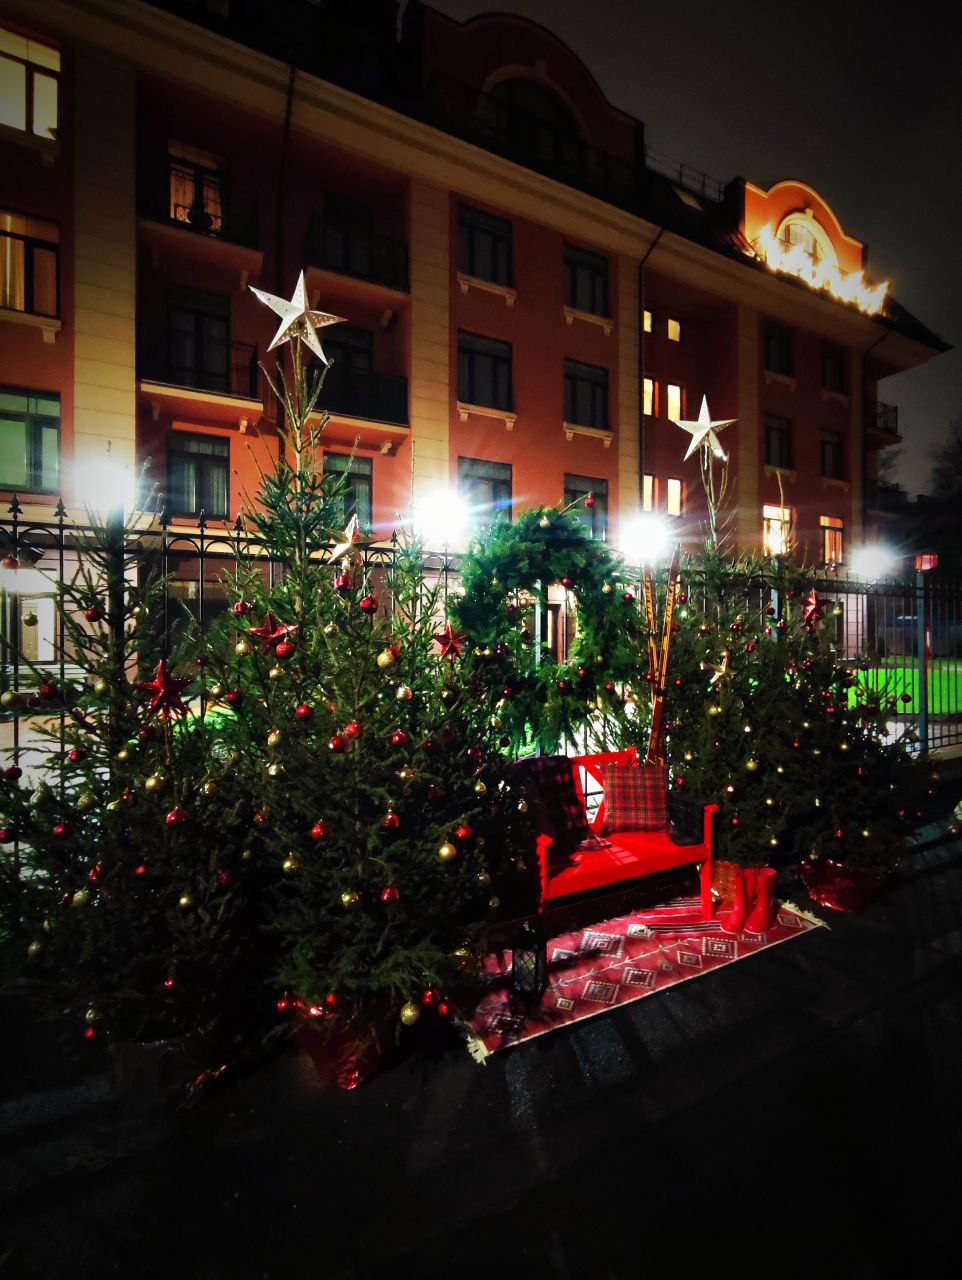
8;495;22;516
55;499;67;519
159;507;171;528
197;509;208;530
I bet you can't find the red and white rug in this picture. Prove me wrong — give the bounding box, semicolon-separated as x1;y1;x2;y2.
468;897;823;1058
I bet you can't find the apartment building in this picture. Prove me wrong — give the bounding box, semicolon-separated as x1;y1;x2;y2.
0;0;947;578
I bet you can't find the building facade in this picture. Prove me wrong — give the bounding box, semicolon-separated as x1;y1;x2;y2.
0;0;947;583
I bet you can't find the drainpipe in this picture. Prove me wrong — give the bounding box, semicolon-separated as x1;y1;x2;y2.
276;61;297;291
637;228;665;505
860;328;891;535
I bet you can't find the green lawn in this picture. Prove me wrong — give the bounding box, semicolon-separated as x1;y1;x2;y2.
852;659;962;715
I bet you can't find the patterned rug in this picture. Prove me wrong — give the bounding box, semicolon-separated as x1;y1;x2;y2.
468;897;823;1058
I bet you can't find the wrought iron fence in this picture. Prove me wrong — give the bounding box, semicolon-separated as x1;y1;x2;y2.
2;507;961;760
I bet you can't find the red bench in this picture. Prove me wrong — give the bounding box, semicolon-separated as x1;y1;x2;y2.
533;748;717;917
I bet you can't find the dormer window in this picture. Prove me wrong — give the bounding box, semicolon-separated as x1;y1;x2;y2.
776;212;838;269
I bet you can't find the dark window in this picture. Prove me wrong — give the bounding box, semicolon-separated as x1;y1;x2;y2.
167;286;229;392
821;429;845;479
457;332;512;410
764;414;793;469
0;387;59;492
458;456;512;528
326;325;373;377
564;473;608;541
323;452;373;530
458;203;512;287
821;344;846;393
564;359;608;430
565;245;608;316
0;211;59;317
764;322;793;376
167;431;229;517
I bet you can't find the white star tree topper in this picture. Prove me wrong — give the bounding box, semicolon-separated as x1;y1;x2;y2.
249;270;345;365
672;395;736;462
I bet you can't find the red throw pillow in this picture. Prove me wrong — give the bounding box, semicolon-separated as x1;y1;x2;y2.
601;762;668;833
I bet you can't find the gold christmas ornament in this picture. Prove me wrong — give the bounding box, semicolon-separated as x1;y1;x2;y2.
282;855;298;873
269;665;284;680
43;918;54;933
516;797;527;812
178;892;193;909
267;763;285;778
267;729;283;749
376;647;396;668
201;780;217;796
765;796;774;806
84;1007;100;1025
209;683;224;698
745;759;759;772
105;799;121;812
602;582;613;594
474;780;488;796
399;1001;420;1027
241;848;254;861
145;773;165;793
490;715;502;729
115;748;130;763
340;890;360;909
489;896;501;910
93;678;109;696
438;841;457;862
476;870;492;887
538;515;551;529
72;888;90;907
77;792;96;812
235;639;251;657
22;609;38;627
324;621;339;637
0;690;22;709
27;940;42;957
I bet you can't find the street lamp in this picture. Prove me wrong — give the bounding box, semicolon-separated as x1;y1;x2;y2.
620;514;671;566
412;488;470;553
851;544;897;582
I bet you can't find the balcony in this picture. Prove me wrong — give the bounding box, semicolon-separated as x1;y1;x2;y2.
138;341;263;428
306;215;409;295
321;367;407;425
139;155;258;247
864;400;900;437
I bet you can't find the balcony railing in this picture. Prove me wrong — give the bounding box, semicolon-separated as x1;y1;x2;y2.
423;72;640;211
139;155;259;250
141;340;260;400
865;400;899;435
306;215;409;291
320;367;408;425
643;145;725;203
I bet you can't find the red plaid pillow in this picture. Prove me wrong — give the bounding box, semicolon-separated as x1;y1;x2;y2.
601;762;668;833
515;755;589;840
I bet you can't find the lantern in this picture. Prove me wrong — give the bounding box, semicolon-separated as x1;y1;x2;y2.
510;918;548;1006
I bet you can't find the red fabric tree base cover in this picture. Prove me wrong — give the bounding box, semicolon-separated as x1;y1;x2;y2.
468;897;822;1057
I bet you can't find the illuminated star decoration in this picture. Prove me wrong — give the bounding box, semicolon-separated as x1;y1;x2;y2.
672;395;737;461
802;589;825;631
701;649;733;687
136;659;189;719
329;514;366;563
248;270;344;365
434;623;467;662
248;611;298;654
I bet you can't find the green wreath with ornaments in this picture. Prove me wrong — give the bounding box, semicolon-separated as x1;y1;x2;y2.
449;506;647;752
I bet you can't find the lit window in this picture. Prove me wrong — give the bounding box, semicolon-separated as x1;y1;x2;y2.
820;515;844;564
667;318;682;342
666;384;682;421
0;387;60;492
0;211;58;316
762;504;792;556
324;452;373;530
643;377;655;417
642;473;656;512
458;456;512;530
168;140;226;234
167;432;230;518
0;28;59;140
666;478;683;517
643;309;653;333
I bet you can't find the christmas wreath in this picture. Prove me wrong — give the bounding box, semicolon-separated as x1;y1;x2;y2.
450;507;646;752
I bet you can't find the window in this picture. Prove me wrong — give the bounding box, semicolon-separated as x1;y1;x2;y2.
765;413;793;469
457;331;512;411
564;473;608;541
822;344;846;394
666;477;683;517
324;452;373;530
667;317;682;342
167;432;229;518
0;211;58;316
0;387;59;492
564;245;608;317
167;286;230;392
326;325;373;377
0;28;59;140
666;384;682;421
564;360;608;430
458;457;512;529
642;473;656;512
643;377;656;417
168;141;225;233
643;309;653;333
458;203;512;287
764;322;793;376
821;429;845;480
762;503;792;556
820;515;844;564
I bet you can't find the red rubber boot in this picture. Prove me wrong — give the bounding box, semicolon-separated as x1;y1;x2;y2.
744;867;777;932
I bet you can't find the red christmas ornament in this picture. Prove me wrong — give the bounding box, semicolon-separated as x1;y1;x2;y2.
381;810;401;831
466;746;484;768
557;679;571;692
67;747;85;764
561;576;575;589
121;788;135;803
217;869;231;886
675;776;687;789
766;605;776;616
436;1000;452;1018
248;611;298;654
88;863;104;882
4;765;22;781
84;1027;96;1041
225;689;243;707
165;807;189;826
163;977;176;990
623;591;635;604
454;823;474;841
802;589;825;631
136;659;189;720
344;720;363;739
433;623;466;662
605;681;616;693
324;991;341;1011
310;819;329;841
195;656;206;668
274;640;295;661
84;604;105;622
380;885;400;905
138;725;156;742
359;595;379;615
329;734;348;753
421;987;439;1006
776;619;787;631
334;572;352;594
253;809;268;826
232;600;252;616
584;493;596;509
294;702;314;721
53;822;71;839
39;682;58;701
135;864;147;876
390;729;409;747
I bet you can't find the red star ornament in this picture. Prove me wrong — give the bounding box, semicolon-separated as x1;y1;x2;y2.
248;611;298;654
136;659;189;719
802;589;825;631
434;624;466;662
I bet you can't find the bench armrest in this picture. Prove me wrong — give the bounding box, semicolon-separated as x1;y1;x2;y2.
535;834;553;912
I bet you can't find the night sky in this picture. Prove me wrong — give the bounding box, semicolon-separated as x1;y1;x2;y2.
429;0;961;495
